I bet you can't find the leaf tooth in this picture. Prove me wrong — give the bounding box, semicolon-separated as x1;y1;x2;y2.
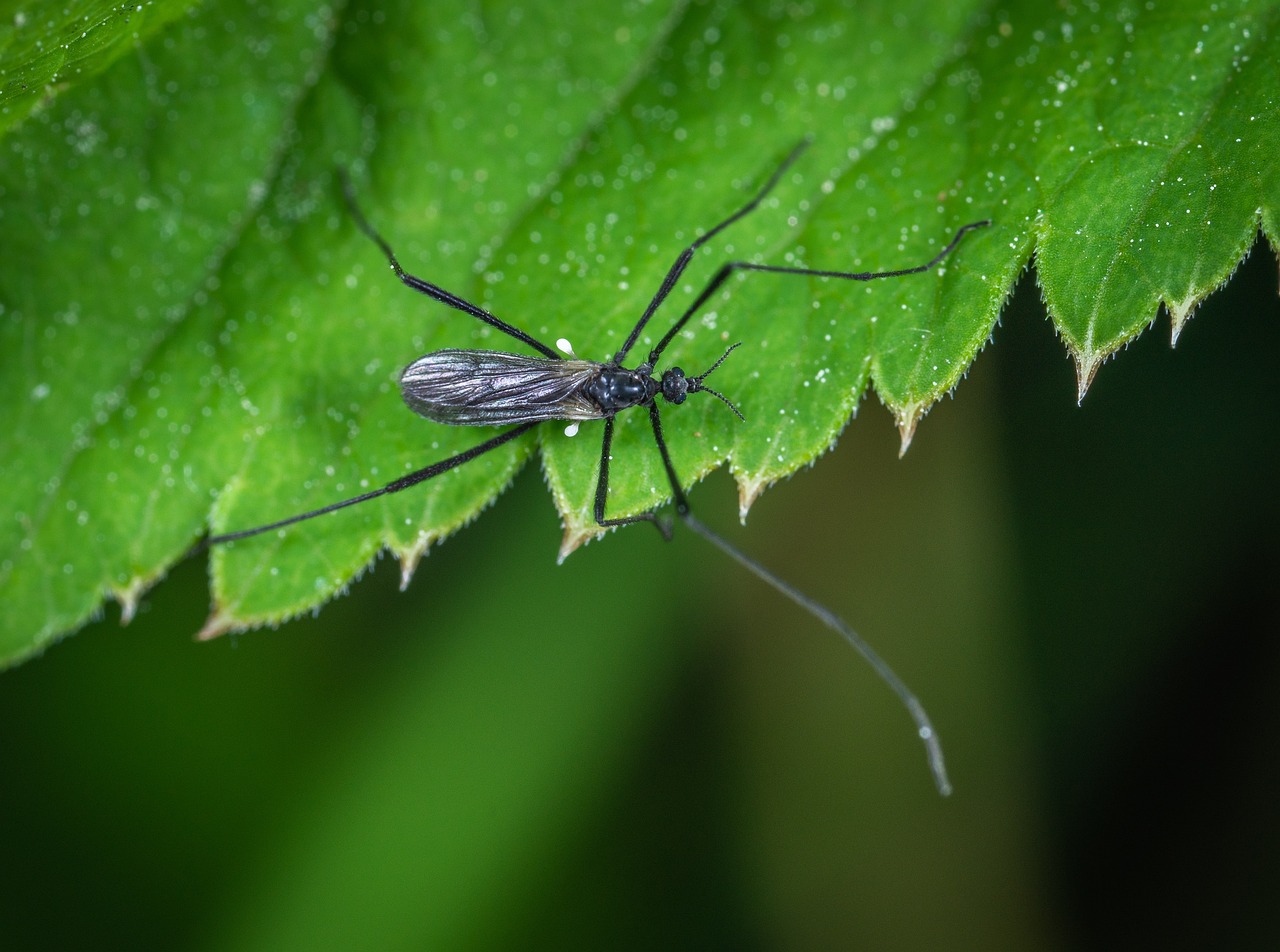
557;521;603;564
895;402;925;457
110;576;150;626
196;609;236;642
1168;292;1202;348
736;474;768;522
395;537;430;592
1073;349;1104;405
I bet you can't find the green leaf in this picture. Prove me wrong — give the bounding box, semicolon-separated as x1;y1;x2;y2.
2;0;1277;663
0;0;203;135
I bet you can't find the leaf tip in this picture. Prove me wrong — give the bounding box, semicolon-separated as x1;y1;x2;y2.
111;577;148;626
1073;350;1103;405
196;609;235;642
895;404;924;457
396;537;430;592
557;521;601;563
1168;294;1199;348
736;474;768;522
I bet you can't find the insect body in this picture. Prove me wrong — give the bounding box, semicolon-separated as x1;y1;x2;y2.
208;141;989;794
399;346;736;427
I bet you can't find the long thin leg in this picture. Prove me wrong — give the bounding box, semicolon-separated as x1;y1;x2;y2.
591;416;672;538
681;512;951;795
613;139;813;364
648;220;990;364
644;402;951;796
205;421;539;547
340;172;560;360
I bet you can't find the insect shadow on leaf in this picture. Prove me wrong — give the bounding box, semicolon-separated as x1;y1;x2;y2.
206;140;990;795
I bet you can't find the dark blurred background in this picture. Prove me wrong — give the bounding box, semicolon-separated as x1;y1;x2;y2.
1;247;1276;949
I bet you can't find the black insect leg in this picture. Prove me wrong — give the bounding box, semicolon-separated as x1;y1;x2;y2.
206;421;540;547
591;416;673;540
646;220;991;364
642;402;952;796
613;139;813;364
339;172;560;359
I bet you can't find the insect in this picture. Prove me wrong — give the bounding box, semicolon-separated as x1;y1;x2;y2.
208;141;989;795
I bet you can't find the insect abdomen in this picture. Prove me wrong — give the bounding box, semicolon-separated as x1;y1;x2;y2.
400;349;605;426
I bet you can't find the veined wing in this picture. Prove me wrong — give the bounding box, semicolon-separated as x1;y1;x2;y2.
400;349;605;425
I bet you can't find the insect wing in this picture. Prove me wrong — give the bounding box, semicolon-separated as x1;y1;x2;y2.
400;349;605;425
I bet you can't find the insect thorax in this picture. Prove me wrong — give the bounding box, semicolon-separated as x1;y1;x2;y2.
585;367;659;414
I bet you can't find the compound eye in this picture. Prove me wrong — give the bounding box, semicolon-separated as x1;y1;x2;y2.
662;368;689;404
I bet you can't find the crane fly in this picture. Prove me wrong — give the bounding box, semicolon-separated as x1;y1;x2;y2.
207;140;990;795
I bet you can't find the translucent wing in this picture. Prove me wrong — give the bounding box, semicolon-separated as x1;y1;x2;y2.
400;349;605;426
